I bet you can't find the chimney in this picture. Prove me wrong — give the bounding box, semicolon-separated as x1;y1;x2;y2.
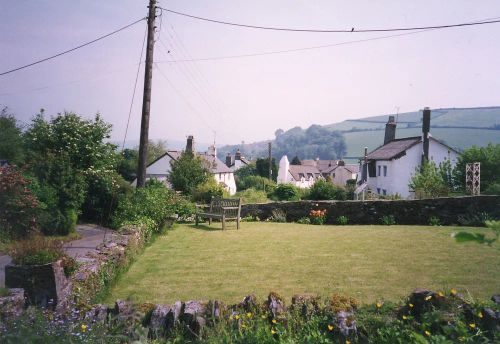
362;147;368;182
384;115;397;144
422;108;431;164
338;160;345;166
226;153;232;167
186;135;194;154
235;149;242;161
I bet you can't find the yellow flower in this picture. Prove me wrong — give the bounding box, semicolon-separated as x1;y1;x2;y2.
438;291;444;297
409;303;414;308
272;319;277;324
402;315;407;320
327;324;333;331
235;315;240;320
246;312;252;318
376;302;382;308
346;341;351;344
241;323;247;329
469;323;476;329
425;330;431;336
425;295;432;301
450;288;457;296
271;329;276;334
81;324;87;333
261;315;267;319
229;315;233;320
478;312;483;318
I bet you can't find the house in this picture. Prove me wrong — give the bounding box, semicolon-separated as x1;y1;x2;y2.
277;156;358;188
133;136;237;195
356;108;459;198
225;149;251;172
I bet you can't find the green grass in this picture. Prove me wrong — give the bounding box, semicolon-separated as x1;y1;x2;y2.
105;223;500;305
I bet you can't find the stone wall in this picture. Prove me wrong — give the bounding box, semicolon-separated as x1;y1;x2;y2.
241;195;500;225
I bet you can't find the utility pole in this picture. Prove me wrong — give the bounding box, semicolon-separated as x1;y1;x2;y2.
136;0;156;188
268;142;272;180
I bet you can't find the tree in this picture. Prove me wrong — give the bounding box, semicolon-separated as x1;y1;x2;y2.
24;111;121;232
273;183;300;201
136;139;167;165
409;162;449;198
308;179;346;200
291;156;301;165
255;158;278;182
168;152;210;195
117;148;139;182
454;144;500;193
0;107;24;165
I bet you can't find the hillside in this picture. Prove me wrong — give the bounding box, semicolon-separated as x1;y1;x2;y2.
218;107;500;161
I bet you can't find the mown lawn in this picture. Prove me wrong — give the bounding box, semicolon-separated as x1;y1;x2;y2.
106;223;500;305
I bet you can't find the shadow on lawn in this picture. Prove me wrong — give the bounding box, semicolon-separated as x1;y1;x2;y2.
189;223;239;231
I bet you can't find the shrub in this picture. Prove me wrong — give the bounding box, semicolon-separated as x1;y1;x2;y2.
234;188;269;204
112;183;176;231
9;235;65;266
191;178;226;204
241;215;260;222
168;151;210;195
237;175;276;192
273;183;300;201
409;161;449;198
297;217;311;224
268;209;287;222
380;215;396;225
81;169;132;226
0;166;39;239
336;215;349;225
429;216;441;226
309;209;327;225
308;179;346;200
484;182;500;195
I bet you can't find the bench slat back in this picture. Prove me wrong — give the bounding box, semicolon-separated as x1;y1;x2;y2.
211;198;241;218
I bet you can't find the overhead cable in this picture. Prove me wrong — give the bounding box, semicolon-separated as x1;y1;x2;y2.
0;17;146;76
158;7;500;33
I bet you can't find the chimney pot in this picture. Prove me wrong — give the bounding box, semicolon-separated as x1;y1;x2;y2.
226;153;232;167
384;116;397;144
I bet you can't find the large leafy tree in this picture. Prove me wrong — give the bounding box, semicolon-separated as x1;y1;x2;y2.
0;107;25;165
24;112;124;230
168;151;210;195
454;144;500;193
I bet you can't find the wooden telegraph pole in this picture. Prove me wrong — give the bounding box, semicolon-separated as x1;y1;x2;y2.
268;142;272;180
136;0;156;188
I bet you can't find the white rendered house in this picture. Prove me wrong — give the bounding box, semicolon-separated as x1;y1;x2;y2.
357;109;459;198
277;156;358;188
133;136;237;195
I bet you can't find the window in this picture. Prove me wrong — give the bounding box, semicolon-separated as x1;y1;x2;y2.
383;166;387;177
332;173;335;178
377;165;381;176
377;188;381;194
383;189;387;195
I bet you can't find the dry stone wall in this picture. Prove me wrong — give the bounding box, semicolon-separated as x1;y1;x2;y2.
241;195;500;225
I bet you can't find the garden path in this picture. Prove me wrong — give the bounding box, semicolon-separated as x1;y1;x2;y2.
0;224;116;288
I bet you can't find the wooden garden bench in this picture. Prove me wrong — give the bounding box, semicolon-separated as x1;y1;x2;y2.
195;198;241;230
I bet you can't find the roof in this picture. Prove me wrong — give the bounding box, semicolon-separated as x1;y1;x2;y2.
365;135;459;161
366;137;421;160
288;165;321;181
300;159;339;172
149;150;232;174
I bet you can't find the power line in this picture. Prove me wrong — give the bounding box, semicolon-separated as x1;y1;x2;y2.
155;15;500;63
121;26;148;153
159;7;500;33
0;17;146;76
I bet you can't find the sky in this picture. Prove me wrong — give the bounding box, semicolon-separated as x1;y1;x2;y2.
1;1;500;148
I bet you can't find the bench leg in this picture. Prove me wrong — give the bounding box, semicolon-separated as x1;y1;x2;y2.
195;214;199;226
209;217;212;226
222;215;225;230
237;216;240;230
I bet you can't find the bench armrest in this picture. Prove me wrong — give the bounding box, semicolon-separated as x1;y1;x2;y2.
221;206;240;210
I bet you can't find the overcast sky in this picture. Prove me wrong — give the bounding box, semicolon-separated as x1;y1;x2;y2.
1;1;500;147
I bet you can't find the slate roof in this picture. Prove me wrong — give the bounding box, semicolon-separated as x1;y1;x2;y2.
366;137;421;161
288;165;321;181
301;159;338;171
151;150;232;174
